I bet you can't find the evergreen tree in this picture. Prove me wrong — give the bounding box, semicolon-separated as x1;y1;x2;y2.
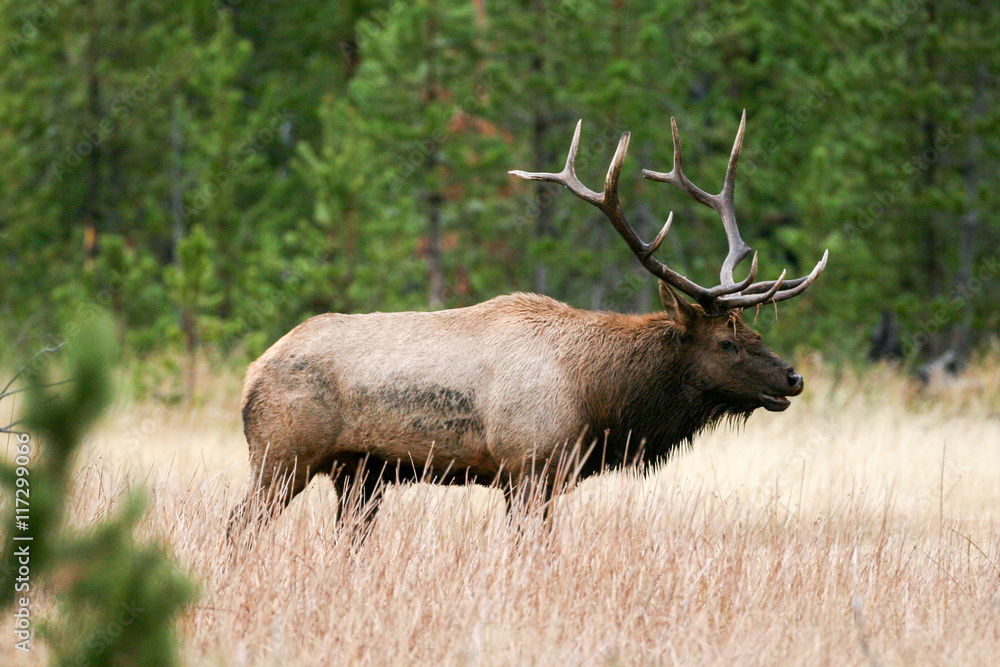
1;0;997;363
340;0;508;309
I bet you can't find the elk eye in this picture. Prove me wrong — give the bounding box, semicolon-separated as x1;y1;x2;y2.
720;340;736;352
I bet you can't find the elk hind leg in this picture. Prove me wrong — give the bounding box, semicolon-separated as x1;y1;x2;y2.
226;457;312;551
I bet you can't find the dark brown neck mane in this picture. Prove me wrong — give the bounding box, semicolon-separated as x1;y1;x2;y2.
575;312;751;477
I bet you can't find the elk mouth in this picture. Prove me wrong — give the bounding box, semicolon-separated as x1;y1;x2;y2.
760;393;791;412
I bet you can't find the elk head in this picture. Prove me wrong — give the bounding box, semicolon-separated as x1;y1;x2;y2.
510;112;827;413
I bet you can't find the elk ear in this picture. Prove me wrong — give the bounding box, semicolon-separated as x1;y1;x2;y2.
659;281;696;324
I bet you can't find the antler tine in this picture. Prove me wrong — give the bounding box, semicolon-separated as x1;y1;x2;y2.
642;118;714;207
717;270;786;309
721;110;746;202
703;252;759;298
509;120;603;205
768;250;828;302
640;212;673;259
742;275;807;294
606;128;629;193
716;111;752;286
739;249;828;301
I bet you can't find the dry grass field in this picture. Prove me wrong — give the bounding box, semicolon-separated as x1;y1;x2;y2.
4;355;1000;665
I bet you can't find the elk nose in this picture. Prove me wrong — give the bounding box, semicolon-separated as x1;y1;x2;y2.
787;369;804;392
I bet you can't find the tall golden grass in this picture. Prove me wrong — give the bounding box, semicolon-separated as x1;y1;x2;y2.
3;356;999;665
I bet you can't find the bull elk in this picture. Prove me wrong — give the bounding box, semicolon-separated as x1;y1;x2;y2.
227;112;827;543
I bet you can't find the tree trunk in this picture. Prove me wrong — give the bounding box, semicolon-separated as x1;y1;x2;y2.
948;62;988;363
531;106;553;295
529;0;553;295
920;0;941;300
170;94;185;265
427;189;444;309
83;0;103;264
425;9;445;309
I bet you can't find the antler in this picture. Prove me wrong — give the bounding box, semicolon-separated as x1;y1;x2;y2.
509;113;828;315
643;111;828;310
509;121;749;312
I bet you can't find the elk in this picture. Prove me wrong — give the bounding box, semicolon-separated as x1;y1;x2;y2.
227;112;827;543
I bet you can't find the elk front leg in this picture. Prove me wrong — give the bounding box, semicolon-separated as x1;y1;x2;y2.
502;474;556;523
332;455;389;533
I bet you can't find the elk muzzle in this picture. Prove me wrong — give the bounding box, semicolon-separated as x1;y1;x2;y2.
760;368;804;412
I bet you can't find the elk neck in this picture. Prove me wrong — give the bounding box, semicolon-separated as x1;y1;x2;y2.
573;311;732;469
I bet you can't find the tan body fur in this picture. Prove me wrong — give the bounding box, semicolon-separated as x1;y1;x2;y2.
239;293;680;491
243;293;592;480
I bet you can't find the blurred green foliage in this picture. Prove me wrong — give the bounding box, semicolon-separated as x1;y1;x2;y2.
0;318;197;665
1;0;998;369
